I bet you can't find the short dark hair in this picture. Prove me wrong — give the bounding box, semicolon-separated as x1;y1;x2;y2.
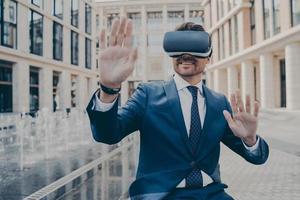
175;22;206;31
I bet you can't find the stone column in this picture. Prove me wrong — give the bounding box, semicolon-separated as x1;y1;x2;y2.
227;66;239;97
212;69;228;94
13;62;30;113
241;60;255;103
39;68;53;111
259;53;275;108
17;3;29;53
285;43;300;109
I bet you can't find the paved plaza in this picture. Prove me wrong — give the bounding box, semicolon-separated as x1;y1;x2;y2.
220;109;300;200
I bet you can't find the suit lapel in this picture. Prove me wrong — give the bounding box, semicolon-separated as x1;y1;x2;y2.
163;79;194;157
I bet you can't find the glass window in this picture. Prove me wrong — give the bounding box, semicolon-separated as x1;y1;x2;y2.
85;3;91;34
147;33;163;54
32;0;43;8
85;38;91;69
107;13;119;31
250;0;256;44
221;25;225;59
71;31;78;65
0;62;12;113
167;11;184;30
53;0;63;19
30;10;43;56
291;0;300;26
127;12;141;31
234;15;239;52
189;10;204;25
53;22;63;60
263;0;271;39
71;0;79;27
229;20;232;56
53;71;60;112
272;0;280;34
0;0;17;49
71;74;77;108
30;67;39;112
147;11;162;31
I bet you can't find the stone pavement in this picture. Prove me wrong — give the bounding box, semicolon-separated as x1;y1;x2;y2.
220;109;300;200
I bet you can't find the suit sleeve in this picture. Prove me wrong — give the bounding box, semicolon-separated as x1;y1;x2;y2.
86;84;147;145
221;96;269;165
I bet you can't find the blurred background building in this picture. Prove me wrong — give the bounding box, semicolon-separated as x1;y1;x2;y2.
0;0;98;115
202;0;300;110
95;0;204;105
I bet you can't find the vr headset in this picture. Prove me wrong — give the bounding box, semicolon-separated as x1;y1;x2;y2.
163;31;212;58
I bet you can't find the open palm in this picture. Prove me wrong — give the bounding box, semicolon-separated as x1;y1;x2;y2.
99;17;138;88
223;91;260;146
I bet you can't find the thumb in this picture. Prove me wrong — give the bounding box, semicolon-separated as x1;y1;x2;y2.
223;110;234;125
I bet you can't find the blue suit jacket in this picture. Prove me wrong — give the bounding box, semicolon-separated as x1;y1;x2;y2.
86;79;269;199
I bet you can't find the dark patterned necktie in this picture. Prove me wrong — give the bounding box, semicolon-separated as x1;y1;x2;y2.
186;85;203;188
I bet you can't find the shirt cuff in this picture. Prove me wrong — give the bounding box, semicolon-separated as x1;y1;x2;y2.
242;136;260;153
92;90;117;112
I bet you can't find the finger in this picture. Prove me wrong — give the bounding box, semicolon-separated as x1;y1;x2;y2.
100;29;106;49
254;101;260;117
230;94;238;114
245;95;251;114
223;110;234;126
109;19;120;46
236;90;245;112
124;20;133;48
116;17;127;46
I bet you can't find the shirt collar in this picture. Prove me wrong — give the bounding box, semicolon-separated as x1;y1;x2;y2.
173;73;203;94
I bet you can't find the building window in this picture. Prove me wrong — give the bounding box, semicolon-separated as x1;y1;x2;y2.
53;0;63;19
167;11;184;30
0;0;17;49
71;0;79;27
263;0;271;39
71;74;77;108
30;67;39;112
96;14;100;29
29;10;43;56
85;3;91;34
279;59;286;107
71;31;78;65
147;11;162;30
32;0;43;8
272;0;280;34
85;38;91;69
53;71;60;112
229;20;232;56
147;33;163;54
0;61;12;113
53;22;63;61
107;13;119;31
234;14;239;52
189;10;204;25
221;25;225;59
250;0;256;44
127;12;141;31
291;0;300;26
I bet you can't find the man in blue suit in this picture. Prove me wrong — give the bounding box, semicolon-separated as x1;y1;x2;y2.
86;18;269;200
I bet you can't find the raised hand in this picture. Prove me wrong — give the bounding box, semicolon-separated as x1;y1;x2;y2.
223;91;260;146
98;17;138;89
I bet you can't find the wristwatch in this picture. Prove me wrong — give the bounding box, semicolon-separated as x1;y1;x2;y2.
100;83;121;95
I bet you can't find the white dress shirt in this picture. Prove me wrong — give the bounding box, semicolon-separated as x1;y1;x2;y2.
92;73;260;187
